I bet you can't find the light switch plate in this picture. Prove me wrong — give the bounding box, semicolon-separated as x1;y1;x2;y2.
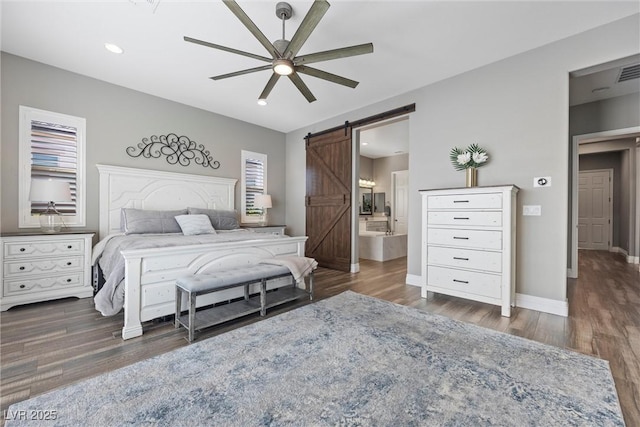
533;176;551;187
523;205;542;216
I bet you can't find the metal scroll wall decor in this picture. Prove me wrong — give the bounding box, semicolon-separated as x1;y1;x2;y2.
126;133;221;169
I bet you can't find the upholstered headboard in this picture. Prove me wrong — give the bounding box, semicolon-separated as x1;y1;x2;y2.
97;164;237;239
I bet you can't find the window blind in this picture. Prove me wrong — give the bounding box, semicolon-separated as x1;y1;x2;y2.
245;157;265;216
30;120;77;215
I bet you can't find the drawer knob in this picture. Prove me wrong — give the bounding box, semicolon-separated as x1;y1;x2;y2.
19;266;25;270
67;245;73;249
19;248;26;252
453;279;469;284
66;262;72;266
19;284;25;289
66;278;72;283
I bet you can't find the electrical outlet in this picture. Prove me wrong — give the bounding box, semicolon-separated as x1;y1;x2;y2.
533;176;551;187
523;205;542;216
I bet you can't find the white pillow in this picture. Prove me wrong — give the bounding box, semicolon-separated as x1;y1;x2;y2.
175;214;216;236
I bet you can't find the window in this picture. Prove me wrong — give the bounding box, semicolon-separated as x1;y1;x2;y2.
240;150;267;223
19;106;86;228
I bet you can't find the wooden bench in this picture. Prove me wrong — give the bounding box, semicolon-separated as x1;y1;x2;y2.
175;264;313;342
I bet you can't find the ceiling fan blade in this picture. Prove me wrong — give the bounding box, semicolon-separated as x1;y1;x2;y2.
284;0;330;60
259;73;281;100
210;64;272;80
295;43;374;66
288;73;317;103
184;36;272;63
296;66;359;88
223;0;279;59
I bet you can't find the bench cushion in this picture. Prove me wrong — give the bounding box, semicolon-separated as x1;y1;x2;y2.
176;265;290;294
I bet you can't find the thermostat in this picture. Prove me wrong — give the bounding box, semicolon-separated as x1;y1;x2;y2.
533;176;551;187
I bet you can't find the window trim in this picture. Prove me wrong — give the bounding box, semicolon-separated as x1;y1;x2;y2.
240;150;267;224
18;106;86;228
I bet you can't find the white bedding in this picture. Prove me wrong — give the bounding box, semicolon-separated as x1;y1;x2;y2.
93;230;282;316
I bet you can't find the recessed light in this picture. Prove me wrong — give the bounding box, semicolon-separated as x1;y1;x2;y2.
591;86;610;93
104;43;124;54
257;99;267;106
362;142;369;146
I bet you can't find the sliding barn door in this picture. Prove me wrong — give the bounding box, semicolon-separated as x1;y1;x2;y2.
305;128;352;271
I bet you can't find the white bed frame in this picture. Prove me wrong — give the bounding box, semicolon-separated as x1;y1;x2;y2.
96;164;307;340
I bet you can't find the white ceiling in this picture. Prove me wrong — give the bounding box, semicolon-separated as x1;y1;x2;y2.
2;1;639;135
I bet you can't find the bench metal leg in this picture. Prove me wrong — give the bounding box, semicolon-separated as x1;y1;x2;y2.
188;292;196;343
260;278;267;316
309;271;314;301
175;287;182;329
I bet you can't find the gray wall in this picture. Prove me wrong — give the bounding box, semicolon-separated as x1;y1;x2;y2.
1;53;286;234
286;14;640;303
578;151;624;249
570;93;640;136
371;153;409;198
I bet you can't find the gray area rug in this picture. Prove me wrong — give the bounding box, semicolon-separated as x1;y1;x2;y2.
6;291;624;426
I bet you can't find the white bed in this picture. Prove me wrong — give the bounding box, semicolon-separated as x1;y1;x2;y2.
95;164;307;340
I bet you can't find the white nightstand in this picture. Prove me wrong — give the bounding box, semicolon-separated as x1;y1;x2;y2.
0;232;94;311
241;225;287;236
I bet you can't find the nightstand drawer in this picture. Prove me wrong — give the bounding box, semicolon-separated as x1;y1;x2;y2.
427;228;502;250
4;256;84;278
427;246;502;273
427;211;502;227
427;266;501;299
4;240;84;258
4;273;83;296
427;193;502;210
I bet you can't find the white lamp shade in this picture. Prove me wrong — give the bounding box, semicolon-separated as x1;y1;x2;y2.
29;179;72;202
254;194;272;209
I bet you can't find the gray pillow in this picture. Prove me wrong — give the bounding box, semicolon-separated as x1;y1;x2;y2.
175;214;216;236
187;207;239;230
121;208;187;234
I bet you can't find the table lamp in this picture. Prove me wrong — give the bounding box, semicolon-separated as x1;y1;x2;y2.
29;178;72;233
253;194;272;227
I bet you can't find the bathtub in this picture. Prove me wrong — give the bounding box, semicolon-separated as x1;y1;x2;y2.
359;232;407;261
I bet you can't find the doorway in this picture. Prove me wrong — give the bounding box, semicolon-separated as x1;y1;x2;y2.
577;169;613;251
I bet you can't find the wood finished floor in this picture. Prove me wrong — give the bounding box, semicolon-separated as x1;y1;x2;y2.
1;250;639;425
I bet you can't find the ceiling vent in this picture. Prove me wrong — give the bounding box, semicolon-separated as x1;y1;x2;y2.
617;64;640;83
128;0;160;13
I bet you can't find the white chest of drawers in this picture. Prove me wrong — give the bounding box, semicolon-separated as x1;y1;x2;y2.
420;186;519;316
0;233;94;311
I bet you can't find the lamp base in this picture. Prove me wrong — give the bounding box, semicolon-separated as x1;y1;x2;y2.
259;212;268;227
39;204;64;233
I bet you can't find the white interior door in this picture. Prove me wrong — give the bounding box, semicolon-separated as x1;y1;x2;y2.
392;170;408;234
578;170;612;250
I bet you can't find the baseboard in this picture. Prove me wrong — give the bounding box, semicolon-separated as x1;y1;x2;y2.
350;263;360;273
405;274;422;287
610;246;628;256
627;255;639;264
516;293;568;317
610;247;638;264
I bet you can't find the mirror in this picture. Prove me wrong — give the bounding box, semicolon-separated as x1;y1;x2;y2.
374;192;385;214
359;187;373;215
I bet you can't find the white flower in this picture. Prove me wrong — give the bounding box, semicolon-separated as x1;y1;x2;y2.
473;151;488;164
457;152;471;165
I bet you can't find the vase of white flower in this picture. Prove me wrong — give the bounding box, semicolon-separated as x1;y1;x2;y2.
449;144;489;187
465;167;478;187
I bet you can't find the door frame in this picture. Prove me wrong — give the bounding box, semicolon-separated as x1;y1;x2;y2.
569;126;640;278
577;168;613;251
351;114;412;272
391;169;409;234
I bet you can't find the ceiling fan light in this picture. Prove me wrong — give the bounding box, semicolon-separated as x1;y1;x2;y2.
273;59;294;76
257;98;268;106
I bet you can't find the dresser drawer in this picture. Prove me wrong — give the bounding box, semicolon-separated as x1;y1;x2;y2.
427;266;501;299
4;256;84;278
4;273;83;296
427;211;502;227
427;246;502;273
427;228;502;250
4;240;84;258
427;193;502;210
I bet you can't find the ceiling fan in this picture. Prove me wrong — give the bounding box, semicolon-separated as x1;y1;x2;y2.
184;0;374;103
